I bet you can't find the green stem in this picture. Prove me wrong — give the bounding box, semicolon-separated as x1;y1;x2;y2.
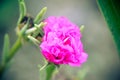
97;0;120;57
7;37;22;62
0;37;22;77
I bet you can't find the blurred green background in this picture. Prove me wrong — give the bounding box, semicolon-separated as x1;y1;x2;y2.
0;0;120;80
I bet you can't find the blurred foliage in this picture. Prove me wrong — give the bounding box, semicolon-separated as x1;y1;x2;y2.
0;0;18;53
0;0;19;28
97;0;120;57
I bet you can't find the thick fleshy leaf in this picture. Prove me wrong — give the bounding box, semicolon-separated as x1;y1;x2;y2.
46;63;56;80
2;34;10;64
17;0;27;25
34;7;47;24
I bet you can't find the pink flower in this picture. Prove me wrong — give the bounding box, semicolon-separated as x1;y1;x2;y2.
40;16;88;66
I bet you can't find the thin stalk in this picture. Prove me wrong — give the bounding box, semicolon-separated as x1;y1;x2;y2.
6;37;22;62
0;37;22;76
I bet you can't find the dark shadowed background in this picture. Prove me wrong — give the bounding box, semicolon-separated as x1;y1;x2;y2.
0;0;120;80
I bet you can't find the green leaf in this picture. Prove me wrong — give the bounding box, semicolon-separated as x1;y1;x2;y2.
46;63;56;80
17;0;27;25
80;25;84;32
34;7;47;24
32;23;45;38
2;34;10;65
27;35;40;46
20;18;29;36
97;0;120;57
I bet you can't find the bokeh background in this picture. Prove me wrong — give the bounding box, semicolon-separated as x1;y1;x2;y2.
0;0;120;80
